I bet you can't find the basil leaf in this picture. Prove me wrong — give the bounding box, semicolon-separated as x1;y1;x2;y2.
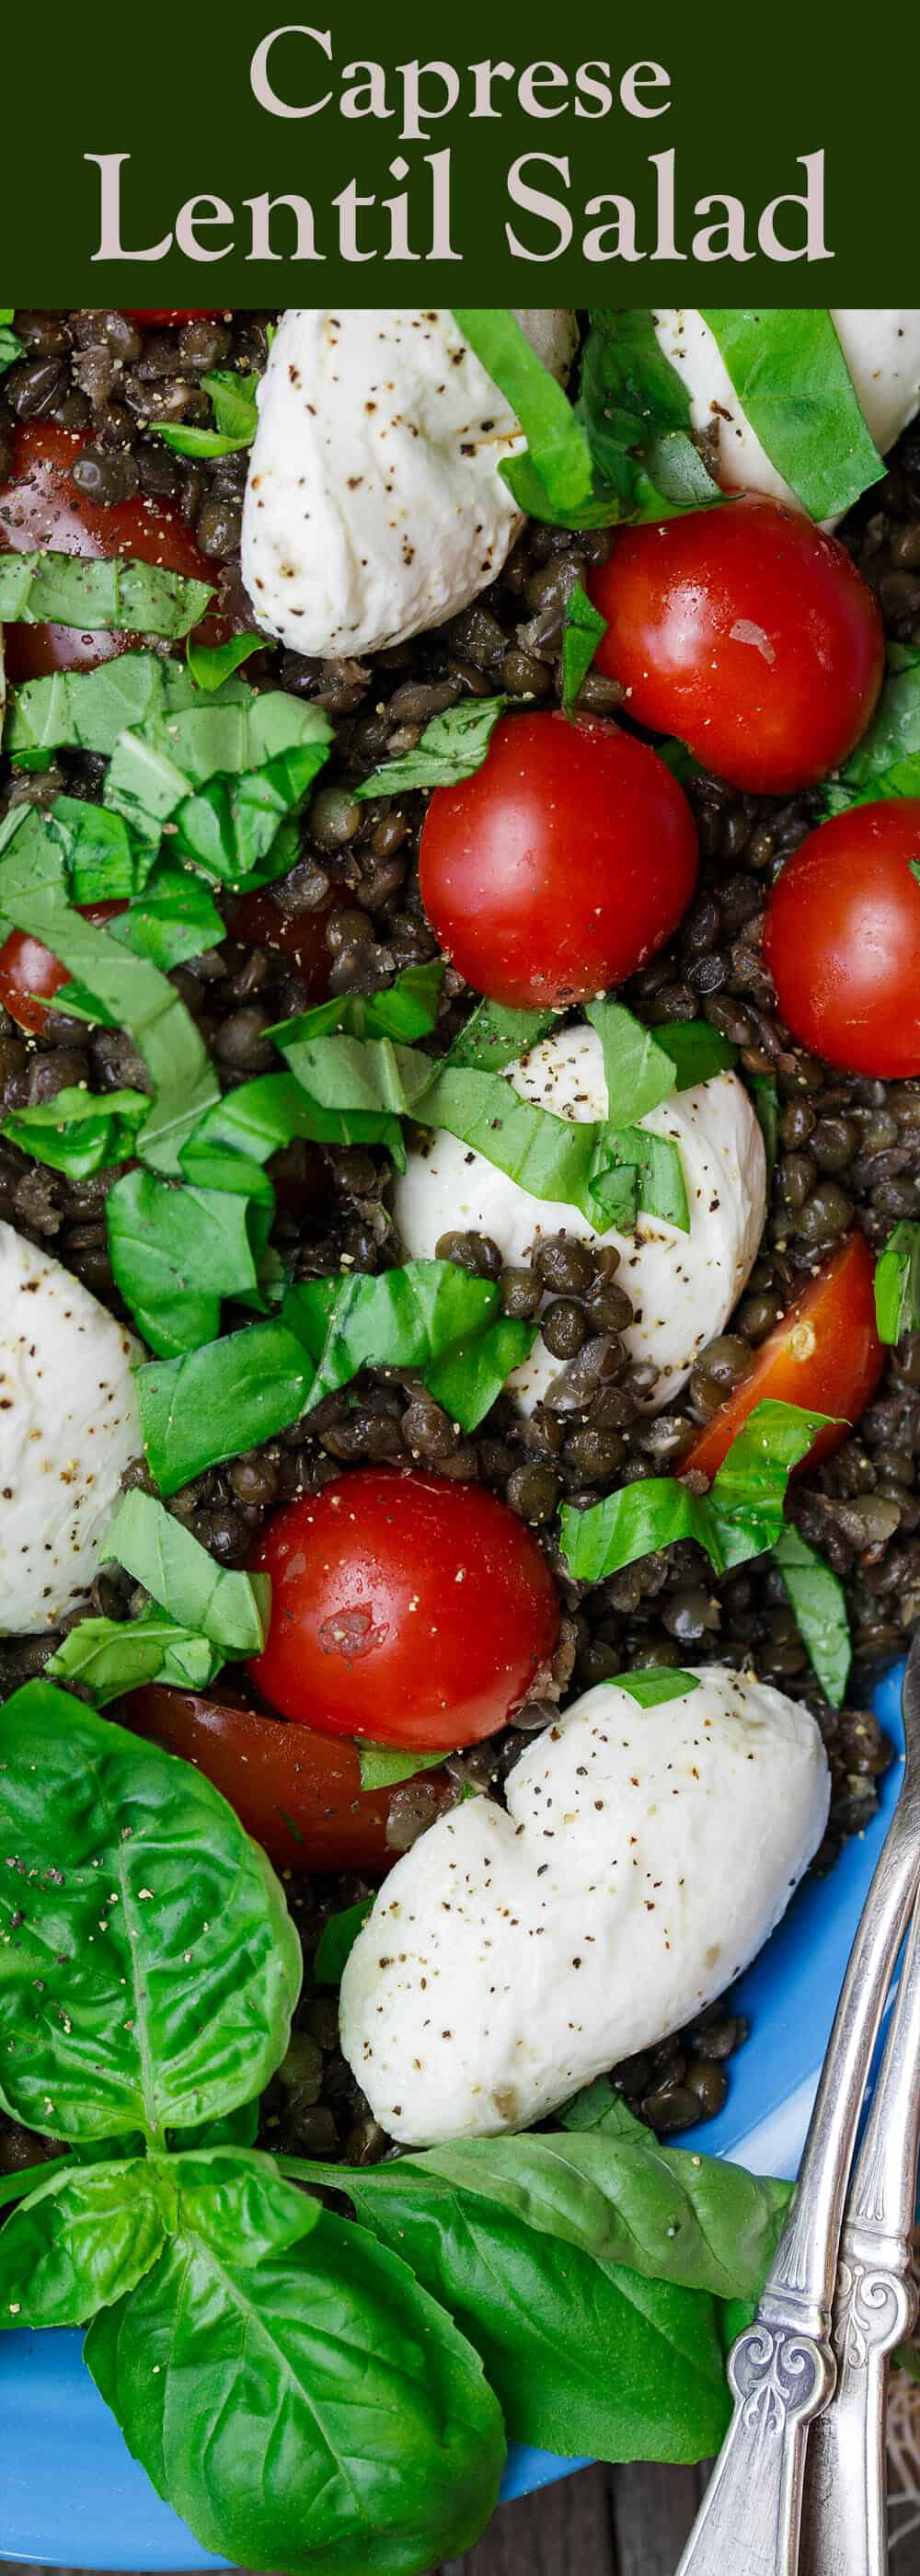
284;1258;535;1432
0;809;218;1172
138;1321;312;1493
831;645;920;806
46;1610;224;1703
561;1399;834;1582
185;630;264;691
181;1067;401;1178
155;365;260;459
0;1684;300;2144
0;550;213;639
0;308;22;374
584;997;677;1124
108;867;226;973
270;958;444;1049
604;1124;690;1232
274;1028;433;1121
99;1490;269;1655
357;1744;446;1793
0;2157;174;2329
445;997;559;1073
2;1086;148;1179
561;581;608;718
453;307;597;520
560;1477;718;1584
413;1061;604;1222
606;1670;700;1708
874;1219;920;1342
86;2192;502;2576
107;1167;269;1356
5;650;198;760
105;693;332;886
772;1524;852;1708
657;1023;739;1087
579;310;720;523
313;1899;374;1985
708;1397;837;1569
355;696;515;799
700;311;884;522
47;795;151;902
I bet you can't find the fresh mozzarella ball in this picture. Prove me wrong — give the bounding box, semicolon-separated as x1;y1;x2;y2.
340;1665;830;2145
393;1026;766;1412
0;1224;143;1635
653;310;920;523
241;307;577;659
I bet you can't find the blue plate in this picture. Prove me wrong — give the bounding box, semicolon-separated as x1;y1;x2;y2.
0;1662;906;2567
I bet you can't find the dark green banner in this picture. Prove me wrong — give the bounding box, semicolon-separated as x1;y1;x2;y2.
3;2;918;304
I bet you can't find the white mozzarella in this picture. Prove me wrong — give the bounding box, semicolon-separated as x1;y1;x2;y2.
340;1664;829;2145
241;307;577;660
0;1224;144;1635
653;310;920;523
393;1026;765;1412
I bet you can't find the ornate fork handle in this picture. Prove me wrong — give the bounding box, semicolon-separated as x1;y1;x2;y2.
674;1636;920;2576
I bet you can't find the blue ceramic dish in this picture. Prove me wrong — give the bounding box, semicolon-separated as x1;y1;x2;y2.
0;1661;906;2569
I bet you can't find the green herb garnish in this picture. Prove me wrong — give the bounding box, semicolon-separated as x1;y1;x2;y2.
699;310;884;523
0;550;213;639
560;1398;835;1582
771;1524;852;1707
356;696;515;799
561;580;607;718
874;1219;920;1342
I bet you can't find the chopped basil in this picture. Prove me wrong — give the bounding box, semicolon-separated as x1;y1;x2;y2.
699;311;884;523
44;797;152;902
604;1670;699;1708
2;1087;148;1180
414;1060;606;1222
453;308;598;523
5;650;197;761
186;631;265;692
285;1259;535;1433
107;1167;272;1357
561;581;607;719
593;1122;690;1233
0;809;218;1173
313;1900;374;1984
771;1524;851;1708
107;869;226;974
270;959;444;1051
560;1398;834;1582
99;1491;269;1657
137;1322;313;1494
180;1069;399;1177
584;998;677;1124
355;697;514;799
0;307;22;373
155;365;259;459
445;999;560;1074
656;1023;739;1087
874;1220;920;1343
829;644;920;808
104;689;332;887
452;309;719;534
0;551;213;640
357;1744;446;1793
47;1609;226;1703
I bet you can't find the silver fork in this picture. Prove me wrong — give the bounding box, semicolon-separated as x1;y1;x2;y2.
673;1632;920;2576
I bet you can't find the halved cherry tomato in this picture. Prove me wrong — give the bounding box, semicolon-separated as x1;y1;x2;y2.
0;901;128;1035
683;1233;885;1481
764;801;920;1076
0;420;217;680
418;710;698;1009
124;1686;448;1872
249;1467;560;1750
230;886;332;1002
588;494;884;795
123;311;224;326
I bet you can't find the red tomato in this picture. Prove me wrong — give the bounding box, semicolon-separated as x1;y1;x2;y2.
0;420;217;680
418;710;698;1008
123;311;224;326
230;887;332;1002
683;1234;884;1482
125;1686;449;1872
249;1467;560;1750
763;801;920;1076
588;495;884;795
0;901;127;1035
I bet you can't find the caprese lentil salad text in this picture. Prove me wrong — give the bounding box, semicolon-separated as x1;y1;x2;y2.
0;305;919;2574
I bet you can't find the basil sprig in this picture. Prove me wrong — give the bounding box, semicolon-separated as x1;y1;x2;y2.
0;1685;790;2570
874;1220;920;1342
356;696;515;799
561;580;607;718
560;1398;835;1583
699;310;884;523
154;363;260;459
0;550;213;639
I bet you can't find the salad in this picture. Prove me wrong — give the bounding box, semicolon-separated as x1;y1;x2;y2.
0;304;919;2572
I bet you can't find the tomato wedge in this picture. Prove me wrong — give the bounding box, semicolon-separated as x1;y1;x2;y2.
0;420;218;680
125;1686;450;1873
683;1232;885;1482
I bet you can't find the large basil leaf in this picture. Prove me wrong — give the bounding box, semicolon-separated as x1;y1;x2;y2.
86;2188;504;2576
700;310;884;522
445;997;560;1072
0;550;213;638
0;2156;175;2329
0;1685;300;2145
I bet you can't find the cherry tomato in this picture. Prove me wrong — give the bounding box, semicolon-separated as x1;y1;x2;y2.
763;801;920;1076
125;1686;450;1872
229;887;332;1002
418;710;698;1009
0;901;127;1035
588;495;884;795
0;420;217;681
123;311;224;326
249;1467;560;1751
683;1234;884;1482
